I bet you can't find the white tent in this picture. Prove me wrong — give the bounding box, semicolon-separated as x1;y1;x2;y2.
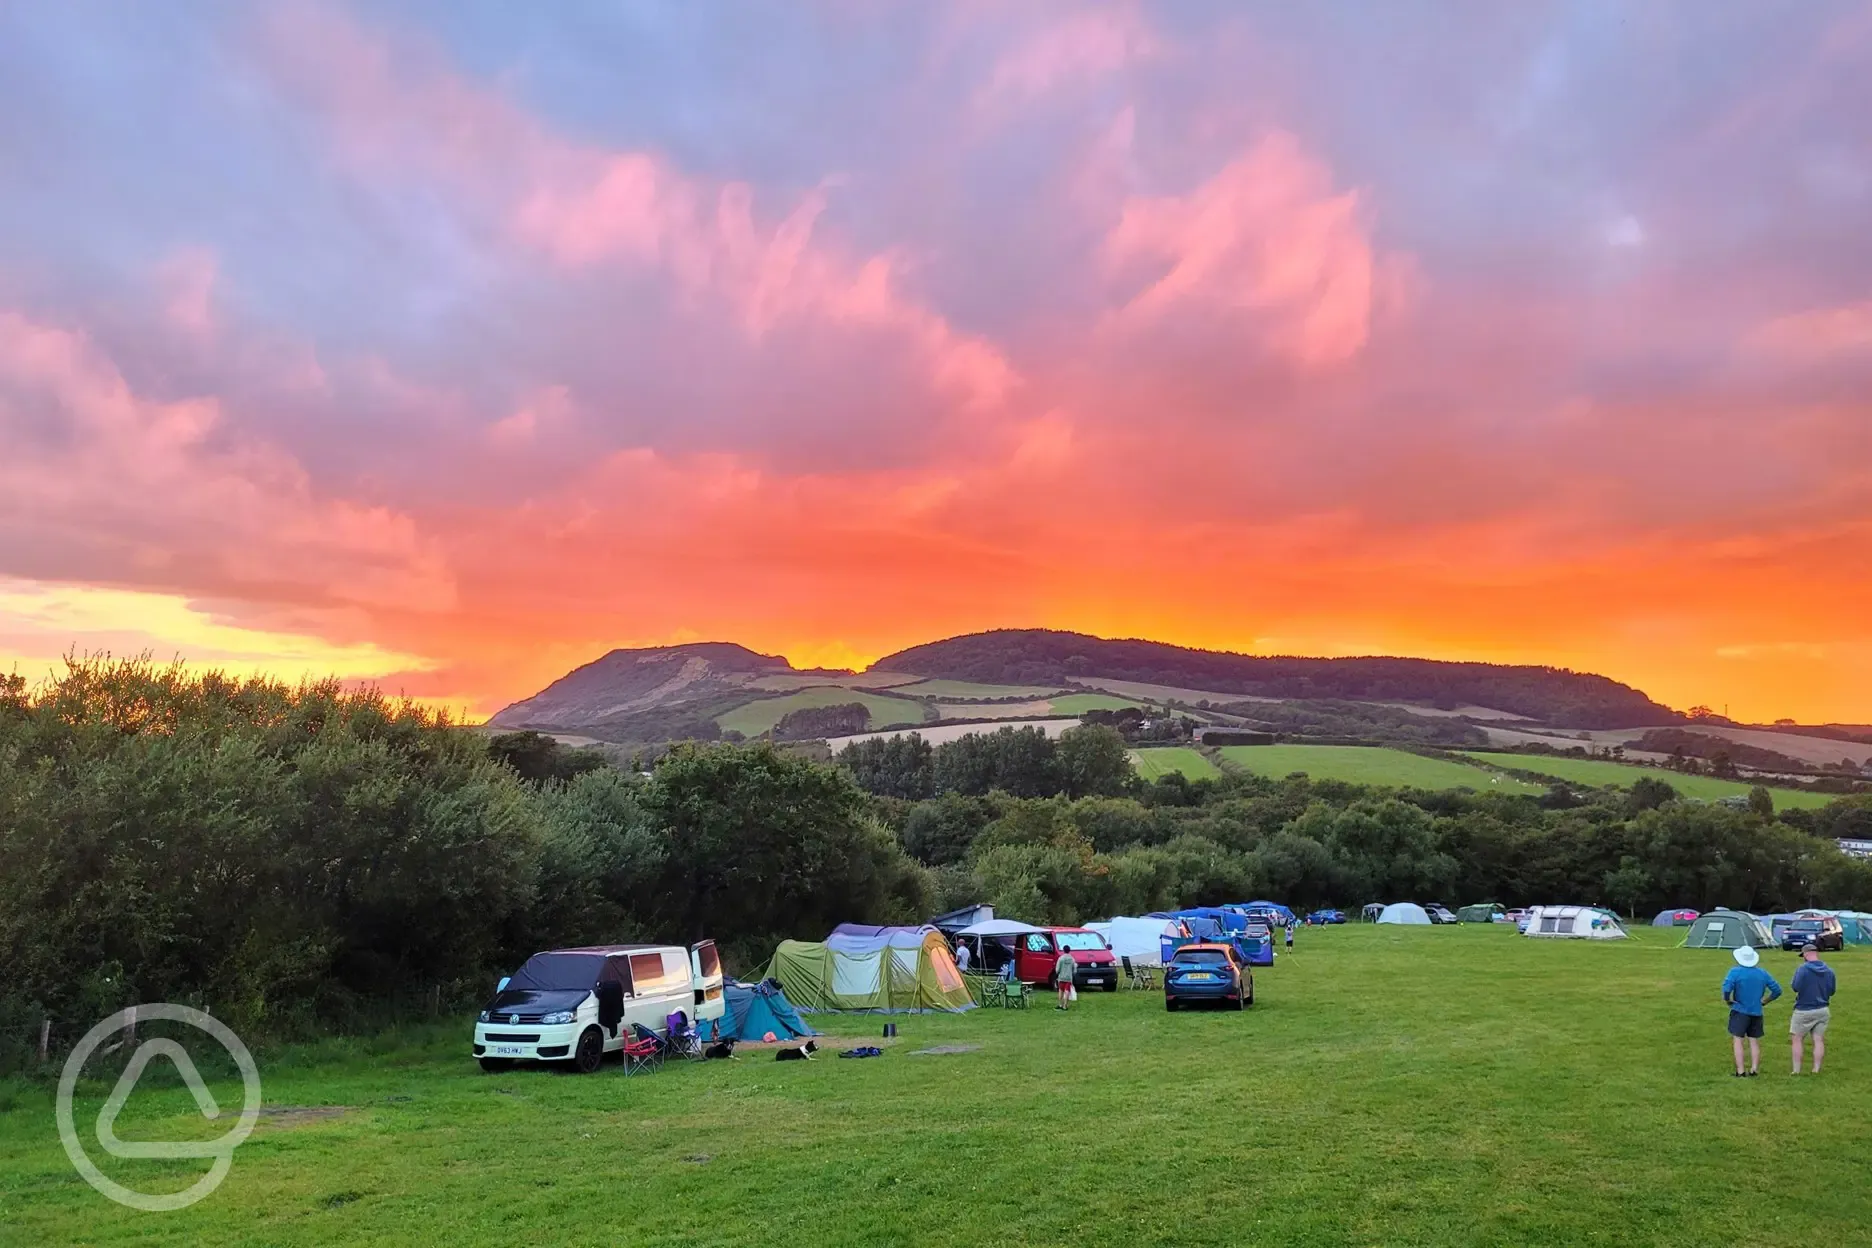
1376;902;1431;925
1087;917;1180;967
1522;905;1628;940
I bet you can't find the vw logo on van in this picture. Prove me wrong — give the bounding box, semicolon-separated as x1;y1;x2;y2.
507;1014;518;1025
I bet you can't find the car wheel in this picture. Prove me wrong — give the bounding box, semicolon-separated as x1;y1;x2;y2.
571;1026;604;1074
1104;980;1118;993
1243;977;1255;1007
478;1057;514;1073
1165;998;1177;1012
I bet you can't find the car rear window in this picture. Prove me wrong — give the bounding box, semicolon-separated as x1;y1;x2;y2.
1174;950;1229;965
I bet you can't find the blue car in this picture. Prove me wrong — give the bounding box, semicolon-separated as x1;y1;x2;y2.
1164;945;1254;1011
1306;909;1347;925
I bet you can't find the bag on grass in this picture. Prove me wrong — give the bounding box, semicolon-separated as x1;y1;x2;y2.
1066;984;1077;1002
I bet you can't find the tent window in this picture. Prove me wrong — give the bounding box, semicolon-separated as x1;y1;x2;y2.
1539;915;1562;933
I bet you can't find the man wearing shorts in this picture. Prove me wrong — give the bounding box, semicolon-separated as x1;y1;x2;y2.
1789;942;1837;1075
1720;945;1782;1077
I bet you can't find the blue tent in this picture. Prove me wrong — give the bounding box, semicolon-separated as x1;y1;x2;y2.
698;979;819;1043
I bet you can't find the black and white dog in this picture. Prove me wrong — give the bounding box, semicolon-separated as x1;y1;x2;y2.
773;1039;818;1062
703;1037;738;1061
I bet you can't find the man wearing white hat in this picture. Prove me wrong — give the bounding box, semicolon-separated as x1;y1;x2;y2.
1720;945;1783;1077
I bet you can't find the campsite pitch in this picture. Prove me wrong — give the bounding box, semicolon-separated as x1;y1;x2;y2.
4;927;1867;1246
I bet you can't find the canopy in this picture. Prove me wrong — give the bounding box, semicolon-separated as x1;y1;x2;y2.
1360;903;1385;922
1087;917;1181;967
1523;905;1628;940
762;928;974;1013
699;979;818;1043
1377;903;1431;925
956;918;1045;937
1680;909;1773;950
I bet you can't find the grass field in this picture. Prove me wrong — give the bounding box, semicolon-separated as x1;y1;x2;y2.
1459;752;1838;810
1129;746;1223;781
1219;745;1548;794
714;688;928;737
1123;752;1228;782
894;679;1066;700
1046;693;1144;715
6;927;1865;1246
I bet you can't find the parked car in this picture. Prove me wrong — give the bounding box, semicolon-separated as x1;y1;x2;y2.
1421;903;1459;925
474;941;724;1074
1164;944;1253;1011
1306;909;1347;925
1504;909;1527;926
1780;916;1846;953
1002;928;1120;990
1047;927;1120;991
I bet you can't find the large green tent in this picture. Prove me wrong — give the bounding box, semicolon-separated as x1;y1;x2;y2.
759;926;974;1013
1455;903;1504;924
1680;909;1774;950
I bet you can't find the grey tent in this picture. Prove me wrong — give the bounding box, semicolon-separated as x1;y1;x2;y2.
1680;909;1773;950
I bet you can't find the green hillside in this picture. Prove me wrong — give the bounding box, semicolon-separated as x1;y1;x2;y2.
1220;745;1547;793
1459;752;1837;810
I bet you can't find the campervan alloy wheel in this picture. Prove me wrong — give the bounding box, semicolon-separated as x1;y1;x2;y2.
572;1026;604;1074
478;1057;514;1073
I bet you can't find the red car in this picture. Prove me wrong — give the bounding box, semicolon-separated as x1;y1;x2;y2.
1005;928;1120;992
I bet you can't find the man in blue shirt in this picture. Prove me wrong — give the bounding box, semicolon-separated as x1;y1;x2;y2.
1789;942;1838;1075
1720;945;1782;1077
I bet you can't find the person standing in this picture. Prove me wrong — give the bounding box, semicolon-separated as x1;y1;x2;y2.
1790;942;1837;1075
954;938;971;974
1285;920;1295;951
1721;945;1783;1077
1054;947;1076;1010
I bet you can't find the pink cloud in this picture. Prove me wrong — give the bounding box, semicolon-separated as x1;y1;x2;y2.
1101;131;1387;366
976;6;1158;108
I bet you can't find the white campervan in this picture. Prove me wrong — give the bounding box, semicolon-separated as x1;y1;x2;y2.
473;941;725;1073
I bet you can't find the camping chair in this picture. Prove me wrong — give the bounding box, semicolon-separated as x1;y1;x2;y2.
1002;979;1028;1010
621;1029;662;1077
665;1011;703;1061
1121;956;1155;991
969;973;1006;1008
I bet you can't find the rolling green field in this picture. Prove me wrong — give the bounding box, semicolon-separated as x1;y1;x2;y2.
1046;693;1144;715
893;679;1066;700
1129;746;1223;781
1219;744;1548;794
714;688;928;737
1460;752;1837;810
6;927;1865;1246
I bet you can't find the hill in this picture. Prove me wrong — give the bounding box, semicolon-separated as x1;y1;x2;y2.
486;643;792;735
874;629;1678;728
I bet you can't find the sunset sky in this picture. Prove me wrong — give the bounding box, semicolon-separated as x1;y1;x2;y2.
3;2;1871;723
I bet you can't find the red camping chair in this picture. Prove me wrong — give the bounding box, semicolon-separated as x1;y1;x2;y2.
621;1029;662;1076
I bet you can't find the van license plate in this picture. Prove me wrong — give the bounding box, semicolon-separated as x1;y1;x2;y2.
491;1045;526;1056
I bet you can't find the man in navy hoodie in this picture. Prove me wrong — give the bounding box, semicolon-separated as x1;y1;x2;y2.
1790;942;1837;1075
1720;945;1782;1077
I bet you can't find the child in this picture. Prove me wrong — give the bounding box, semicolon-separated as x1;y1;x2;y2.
1055;949;1076;1010
1285;921;1295;950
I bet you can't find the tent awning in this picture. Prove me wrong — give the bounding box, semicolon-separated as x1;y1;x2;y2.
957;918;1044;937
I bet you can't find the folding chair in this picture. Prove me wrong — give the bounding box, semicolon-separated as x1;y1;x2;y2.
1003;979;1028;1010
1121;956;1156;991
622;1024;665;1076
665;1010;703;1061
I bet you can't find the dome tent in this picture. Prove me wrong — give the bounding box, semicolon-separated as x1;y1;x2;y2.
1652;908;1699;927
1376;903;1431;925
1680;909;1773;950
1455;903;1505;924
699;979;818;1043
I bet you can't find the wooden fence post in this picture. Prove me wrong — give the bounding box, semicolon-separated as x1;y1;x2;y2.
39;1018;50;1064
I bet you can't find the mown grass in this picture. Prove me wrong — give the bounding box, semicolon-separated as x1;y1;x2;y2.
714;688;929;737
1220;745;1547;794
1459;751;1837;810
5;928;1865;1246
1129;746;1222;781
1046;693;1144;715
